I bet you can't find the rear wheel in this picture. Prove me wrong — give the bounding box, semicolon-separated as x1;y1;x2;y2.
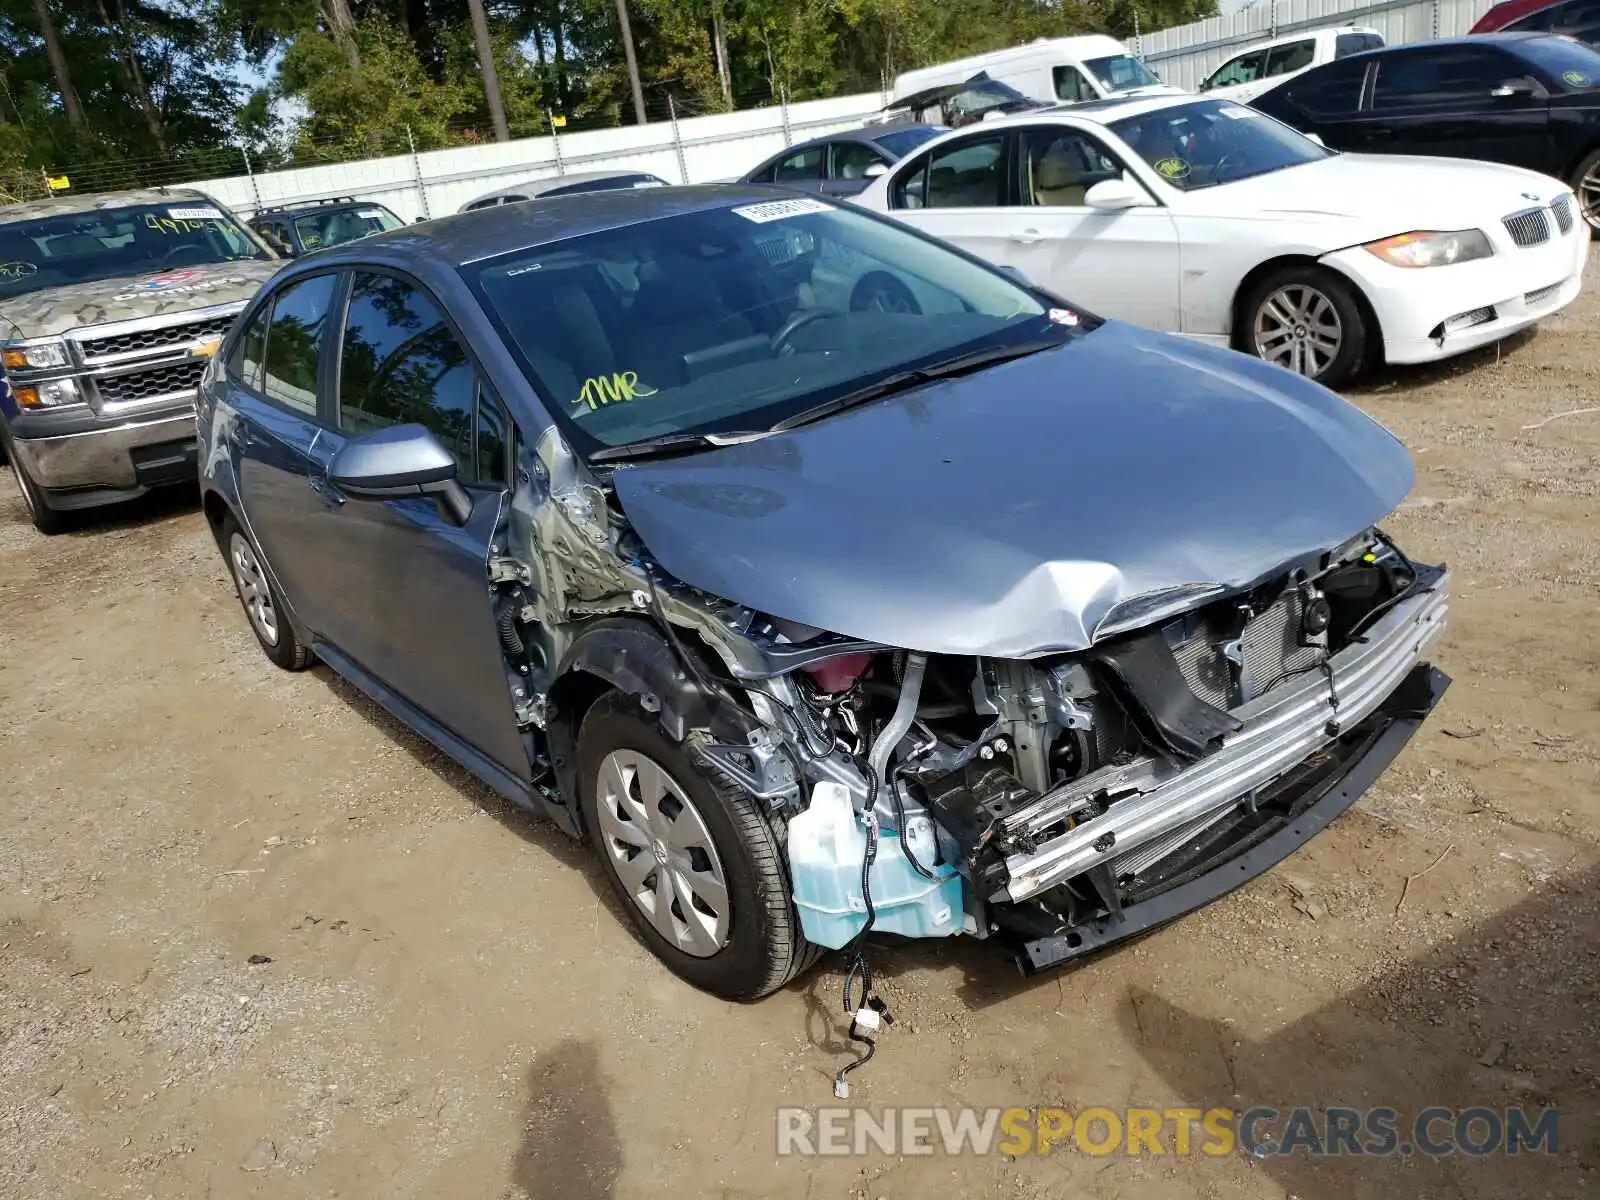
1239;265;1367;389
221;512;313;671
1572;148;1600;235
576;690;820;1000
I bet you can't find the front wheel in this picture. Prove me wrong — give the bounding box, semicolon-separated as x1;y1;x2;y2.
1238;265;1368;389
1572;148;1600;235
1;429;70;535
576;691;820;1000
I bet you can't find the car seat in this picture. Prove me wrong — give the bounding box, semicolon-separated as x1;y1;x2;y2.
1032;140;1090;206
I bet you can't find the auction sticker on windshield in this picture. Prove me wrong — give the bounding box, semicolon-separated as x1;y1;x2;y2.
168;206;223;221
733;198;832;223
1154;157;1191;182
0;262;38;280
1562;70;1590;86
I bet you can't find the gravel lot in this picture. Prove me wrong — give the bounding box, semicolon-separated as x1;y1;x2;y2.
1;266;1596;1200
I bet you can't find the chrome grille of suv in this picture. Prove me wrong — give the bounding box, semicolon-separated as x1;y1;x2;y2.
95;359;208;406
1551;194;1575;236
1502;207;1552;248
78;315;235;361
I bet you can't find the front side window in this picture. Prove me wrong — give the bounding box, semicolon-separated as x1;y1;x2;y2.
829;141;885;181
896;135;1006;209
1111;98;1330;190
292;206;402;252
1370;48;1514;108
1265;40;1317;76
773;147;824;182
1054;66;1092;101
262;273;338;414
1206;49;1266;90
0;201;271;301
337;273;479;475
1085;53;1162;93
1022;127;1138;207
467;199;1073;455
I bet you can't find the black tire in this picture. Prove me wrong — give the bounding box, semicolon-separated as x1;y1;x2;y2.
576;691;822;1000
1;427;71;535
1571;147;1600;236
219;512;314;671
1237;264;1368;389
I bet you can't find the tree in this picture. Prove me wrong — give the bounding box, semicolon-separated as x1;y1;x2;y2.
30;0;82;128
465;0;509;139
613;0;646;124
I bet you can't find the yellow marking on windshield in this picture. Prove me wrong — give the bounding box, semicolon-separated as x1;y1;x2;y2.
577;371;657;410
1153;157;1191;181
144;213;224;236
0;262;38;279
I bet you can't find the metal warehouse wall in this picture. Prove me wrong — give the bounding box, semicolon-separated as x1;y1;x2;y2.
1137;0;1499;89
179;94;886;223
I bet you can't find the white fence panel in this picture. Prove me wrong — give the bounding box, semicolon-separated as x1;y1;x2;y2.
181;93;885;223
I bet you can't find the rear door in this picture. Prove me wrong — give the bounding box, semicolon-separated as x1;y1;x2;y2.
313;269;528;775
229;272;346;639
1360;45;1552;170
767;144;827;194
884;129;1019;269
1255;57;1370;144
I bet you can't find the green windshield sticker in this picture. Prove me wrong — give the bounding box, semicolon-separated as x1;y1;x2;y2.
1153;156;1191;181
1562;70;1590;86
576;371;657;410
0;262;38;279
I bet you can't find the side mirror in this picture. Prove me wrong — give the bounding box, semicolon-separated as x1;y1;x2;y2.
863;162;888;179
1084;178;1150;211
328;423;473;526
1304;132;1327;147
1490;78;1540;99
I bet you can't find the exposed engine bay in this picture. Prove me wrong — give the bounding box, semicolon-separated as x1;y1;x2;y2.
486;423;1450;974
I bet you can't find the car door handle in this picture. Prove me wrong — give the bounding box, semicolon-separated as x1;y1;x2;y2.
309;475;346;506
228;424;255;448
1010;228;1045;245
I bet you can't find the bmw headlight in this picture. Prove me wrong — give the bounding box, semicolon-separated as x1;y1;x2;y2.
1363;229;1494;268
2;340;70;370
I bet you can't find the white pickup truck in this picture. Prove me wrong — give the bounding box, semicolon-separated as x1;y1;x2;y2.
1197;25;1385;105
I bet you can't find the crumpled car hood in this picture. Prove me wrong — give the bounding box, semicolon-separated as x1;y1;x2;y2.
0;259;281;339
612;321;1414;658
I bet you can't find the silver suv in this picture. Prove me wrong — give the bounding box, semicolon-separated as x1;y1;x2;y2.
0;188;280;532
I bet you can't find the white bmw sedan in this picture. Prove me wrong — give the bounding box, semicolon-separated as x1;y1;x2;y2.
854;94;1590;387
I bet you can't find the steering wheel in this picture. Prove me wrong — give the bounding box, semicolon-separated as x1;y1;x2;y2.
770;307;841;355
1210;152;1243;184
161;243;210;266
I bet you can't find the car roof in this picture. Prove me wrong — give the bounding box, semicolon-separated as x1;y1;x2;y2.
1004;93;1222;125
0;187;212;226
309;183;812;269
470;170;663;205
765;123;943;157
1324;30;1555;62
251;199;393;220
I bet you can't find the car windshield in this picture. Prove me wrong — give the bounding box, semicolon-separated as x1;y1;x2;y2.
1086;54;1164;92
0;201;269;299
468;198;1082;454
1519;34;1600;90
292;205;403;250
1110;98;1330;189
873;125;945;157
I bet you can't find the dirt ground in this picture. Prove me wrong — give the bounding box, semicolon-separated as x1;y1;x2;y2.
2;267;1597;1200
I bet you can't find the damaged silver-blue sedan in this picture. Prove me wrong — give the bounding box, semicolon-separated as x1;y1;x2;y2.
197;186;1450;1001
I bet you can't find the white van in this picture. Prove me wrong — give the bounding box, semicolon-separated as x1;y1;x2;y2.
1198;26;1385;104
891;35;1184;108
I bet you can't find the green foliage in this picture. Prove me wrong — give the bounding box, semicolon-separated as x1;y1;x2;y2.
0;0;1220;183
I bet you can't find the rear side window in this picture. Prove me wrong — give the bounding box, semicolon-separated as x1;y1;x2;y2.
261;273;337;414
895;135;1006;209
337;272;482;478
1371;48;1512;107
231;305;269;391
829;141;885;180
1265;40;1317;76
1335;32;1385;57
1283;60;1368;118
